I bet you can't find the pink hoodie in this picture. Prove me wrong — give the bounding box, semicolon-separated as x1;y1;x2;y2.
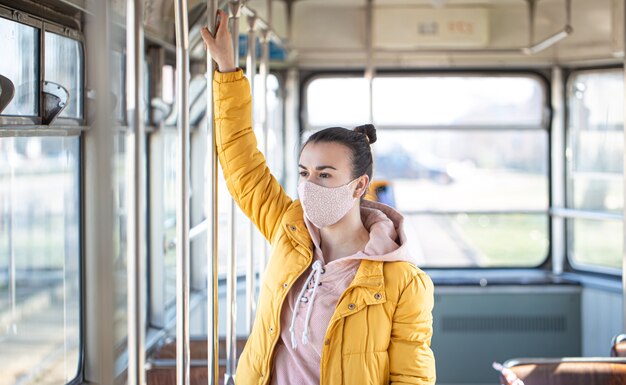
270;200;418;385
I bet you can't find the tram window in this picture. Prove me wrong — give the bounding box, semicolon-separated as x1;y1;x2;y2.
305;75;549;268
0;136;80;383
113;134;128;344
253;74;284;178
567;70;623;271
0;17;38;116
306;77;370;126
111;50;125;122
162;65;175;104
372;76;544;126
162;131;177;305
45;32;83;119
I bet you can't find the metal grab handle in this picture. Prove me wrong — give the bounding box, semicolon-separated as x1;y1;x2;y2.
226;4;243;385
257;25;271;282
174;0;191;383
206;1;220;384
126;0;146;383
245;11;258;338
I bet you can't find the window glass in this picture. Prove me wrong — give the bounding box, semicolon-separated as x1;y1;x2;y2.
567;70;623;270
162;131;177;306
0;136;80;383
408;214;548;267
567;70;623;213
376;130;548;212
306;77;370;126
254;74;283;180
568;219;622;270
113;133;128;344
305;75;549;268
0;18;38;116
306;75;545;128
45;32;83;119
111;50;125;122
373;76;545;126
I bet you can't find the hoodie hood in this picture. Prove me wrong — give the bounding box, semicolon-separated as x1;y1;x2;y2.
303;199;417;266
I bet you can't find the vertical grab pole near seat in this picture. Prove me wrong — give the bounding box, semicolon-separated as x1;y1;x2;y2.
226;3;243;384
174;0;191;383
258;25;270;281
622;0;626;332
365;0;374;124
206;0;219;384
245;11;258;337
126;0;146;383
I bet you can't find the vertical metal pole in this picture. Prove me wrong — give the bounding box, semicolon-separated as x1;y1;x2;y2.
365;0;374;124
245;13;258;336
259;29;269;156
126;0;146;383
7;142;16;336
174;0;191;383
551;66;566;276
83;0;116;382
206;1;219;384
622;0;626;331
226;4;242;384
259;27;270;278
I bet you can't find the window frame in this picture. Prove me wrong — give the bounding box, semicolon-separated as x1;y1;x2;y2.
0;6;87;385
0;6;86;130
300;69;553;270
302;71;551;132
562;67;624;276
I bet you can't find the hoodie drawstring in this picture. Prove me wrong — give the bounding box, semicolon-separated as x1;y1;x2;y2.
289;260;324;349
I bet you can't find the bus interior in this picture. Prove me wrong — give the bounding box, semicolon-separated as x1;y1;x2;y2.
0;0;625;384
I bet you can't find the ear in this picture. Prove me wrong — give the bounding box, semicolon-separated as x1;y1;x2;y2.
354;175;370;198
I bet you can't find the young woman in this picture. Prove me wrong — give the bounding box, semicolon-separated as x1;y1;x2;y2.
201;10;435;385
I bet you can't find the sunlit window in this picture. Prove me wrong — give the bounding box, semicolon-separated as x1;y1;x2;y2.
0;136;80;383
45;32;83;119
305;74;549;268
113;133;128;345
567;70;623;271
0;17;38;116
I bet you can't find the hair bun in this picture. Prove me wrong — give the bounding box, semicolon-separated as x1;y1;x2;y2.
354;124;377;144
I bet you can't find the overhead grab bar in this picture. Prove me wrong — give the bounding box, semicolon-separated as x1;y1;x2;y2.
0;74;15;114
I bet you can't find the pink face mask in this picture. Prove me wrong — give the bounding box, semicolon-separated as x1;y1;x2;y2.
297;178;360;228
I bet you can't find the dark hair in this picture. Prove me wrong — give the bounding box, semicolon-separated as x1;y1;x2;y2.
302;124;377;181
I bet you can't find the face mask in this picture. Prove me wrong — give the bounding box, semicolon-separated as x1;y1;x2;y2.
297;178;360;228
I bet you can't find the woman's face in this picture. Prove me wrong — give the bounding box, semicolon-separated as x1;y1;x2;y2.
298;141;354;188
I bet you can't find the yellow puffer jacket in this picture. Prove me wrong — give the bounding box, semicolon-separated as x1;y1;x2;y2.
214;69;436;385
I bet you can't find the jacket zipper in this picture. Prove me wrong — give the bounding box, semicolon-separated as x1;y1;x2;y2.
262;226;312;385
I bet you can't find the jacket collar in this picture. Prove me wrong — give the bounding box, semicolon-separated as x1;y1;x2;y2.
282;201;312;252
283;200;386;300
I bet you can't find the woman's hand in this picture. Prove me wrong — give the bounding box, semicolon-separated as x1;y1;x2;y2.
201;9;237;73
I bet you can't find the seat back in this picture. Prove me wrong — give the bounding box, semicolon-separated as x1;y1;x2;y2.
501;358;626;385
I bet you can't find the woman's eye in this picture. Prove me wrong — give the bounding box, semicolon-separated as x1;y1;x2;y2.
320;173;330;178
299;171;308;177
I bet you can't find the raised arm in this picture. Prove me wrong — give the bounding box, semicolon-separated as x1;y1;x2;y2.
202;10;292;242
